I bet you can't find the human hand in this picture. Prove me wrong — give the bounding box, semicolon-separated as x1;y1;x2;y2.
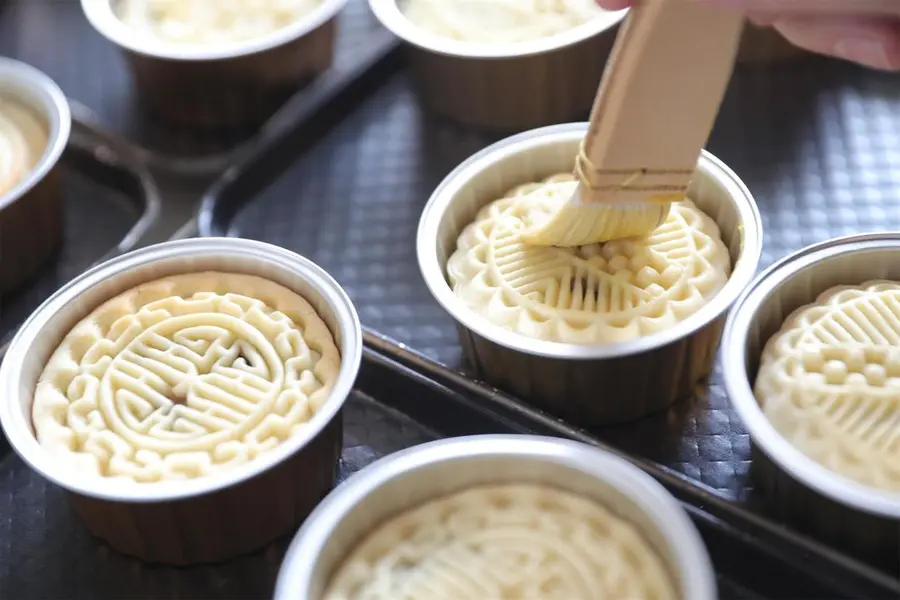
595;1;900;71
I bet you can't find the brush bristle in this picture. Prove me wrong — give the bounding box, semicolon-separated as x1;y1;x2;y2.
521;198;670;246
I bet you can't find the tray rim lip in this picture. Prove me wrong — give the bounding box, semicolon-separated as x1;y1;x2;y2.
81;0;348;61
358;333;900;592
416;122;764;360
721;231;900;518
64;110;164;255
369;0;627;59
273;433;717;600
0;57;71;214
0;237;363;503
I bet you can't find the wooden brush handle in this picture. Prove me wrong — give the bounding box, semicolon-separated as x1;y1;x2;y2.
581;0;743;183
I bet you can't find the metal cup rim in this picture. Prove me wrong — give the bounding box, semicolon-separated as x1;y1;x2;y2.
80;0;348;61
0;237;363;503
368;0;627;59
416;122;763;360
0;57;71;212
720;232;900;518
273;434;718;600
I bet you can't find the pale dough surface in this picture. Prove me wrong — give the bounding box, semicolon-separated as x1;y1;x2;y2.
0;96;48;199
447;174;732;344
755;281;900;492
402;0;609;44
32;272;341;483
116;0;323;45
323;484;678;600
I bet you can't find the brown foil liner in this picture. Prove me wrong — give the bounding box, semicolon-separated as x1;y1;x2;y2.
727;236;900;574
458;318;725;425
407;30;618;132
751;446;899;577
0;239;362;566
0;168;62;294
120;19;336;128
736;21;805;64
421;125;761;427
69;418;343;565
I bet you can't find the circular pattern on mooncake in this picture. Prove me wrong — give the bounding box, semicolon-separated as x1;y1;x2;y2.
323;484;678;600
115;0;324;45
0;97;47;198
446;174;731;344
755;281;900;492
32;272;341;482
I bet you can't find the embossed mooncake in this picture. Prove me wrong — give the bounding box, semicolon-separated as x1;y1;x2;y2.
402;0;609;44
755;281;900;492
116;0;324;45
447;174;732;344
323;483;678;600
0;95;48;198
32;272;341;482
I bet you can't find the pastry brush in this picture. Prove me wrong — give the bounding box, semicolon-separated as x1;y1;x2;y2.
522;0;744;246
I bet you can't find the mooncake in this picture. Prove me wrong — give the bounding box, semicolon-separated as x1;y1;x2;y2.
115;0;324;45
323;483;678;600
32;272;341;482
0;95;48;199
402;0;609;44
755;281;900;492
446;174;732;344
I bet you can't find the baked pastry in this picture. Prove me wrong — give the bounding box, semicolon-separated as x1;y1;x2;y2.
0;96;48;198
755;281;900;492
32;272;341;482
402;0;609;44
323;483;678;600
447;174;731;344
115;0;324;45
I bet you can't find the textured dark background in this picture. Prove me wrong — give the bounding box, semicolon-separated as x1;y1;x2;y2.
1;0;900;596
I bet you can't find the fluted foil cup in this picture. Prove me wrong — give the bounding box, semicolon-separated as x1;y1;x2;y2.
82;0;346;128
274;435;718;600
418;123;762;426
0;238;362;565
721;233;900;573
0;58;69;294
369;0;626;131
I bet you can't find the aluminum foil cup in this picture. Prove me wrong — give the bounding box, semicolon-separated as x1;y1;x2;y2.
368;0;626;131
721;233;900;568
0;238;362;565
273;434;717;599
736;21;806;64
418;123;762;426
0;58;69;295
81;0;346;128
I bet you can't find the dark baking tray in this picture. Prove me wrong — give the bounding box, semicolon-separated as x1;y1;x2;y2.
198;49;900;581
0;341;895;600
0;0;396;173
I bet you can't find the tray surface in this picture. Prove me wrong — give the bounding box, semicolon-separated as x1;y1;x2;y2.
0;0;390;160
1;350;852;600
219;57;900;511
0;148;142;346
0;390;434;600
